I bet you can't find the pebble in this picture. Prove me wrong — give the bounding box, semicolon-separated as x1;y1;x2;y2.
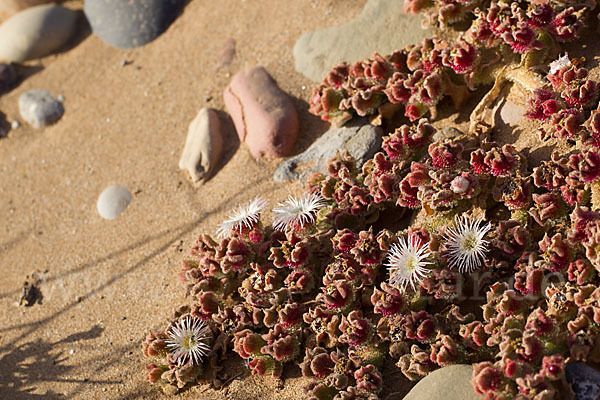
401;365;479;400
566;362;600;400
179;107;223;184
84;0;181;49
224;66;299;158
274;119;382;182
293;0;433;81
498;100;525;126
11;120;20;129
57;94;65;102
97;185;132;220
0;5;79;63
0;63;17;93
18;89;65;129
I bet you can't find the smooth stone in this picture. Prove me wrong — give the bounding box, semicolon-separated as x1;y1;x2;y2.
97;185;132;220
224;66;299;159
0;63;17;93
18;89;64;129
566;362;600;400
274;119;381;182
84;0;179;49
0;5;78;63
499;100;525;126
402;365;480;400
293;0;433;82
179;108;223;184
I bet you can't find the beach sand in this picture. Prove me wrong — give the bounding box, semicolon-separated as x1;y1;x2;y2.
0;1;376;399
5;1;598;399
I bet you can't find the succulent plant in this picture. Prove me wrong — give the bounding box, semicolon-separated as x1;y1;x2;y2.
142;1;600;398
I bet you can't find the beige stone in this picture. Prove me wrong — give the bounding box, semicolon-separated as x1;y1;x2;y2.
402;365;481;400
293;0;433;82
0;4;78;62
179;108;223;184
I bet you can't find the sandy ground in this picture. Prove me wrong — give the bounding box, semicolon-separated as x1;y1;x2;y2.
5;1;598;399
0;1;375;399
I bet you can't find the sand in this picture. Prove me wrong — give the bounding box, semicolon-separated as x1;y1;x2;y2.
4;1;595;399
0;1;373;399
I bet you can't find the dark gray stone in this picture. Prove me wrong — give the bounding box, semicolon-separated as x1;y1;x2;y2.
18;89;64;129
84;0;182;49
293;0;433;82
274;119;382;182
401;365;479;400
566;362;600;400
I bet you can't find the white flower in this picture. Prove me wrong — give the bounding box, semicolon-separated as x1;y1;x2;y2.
272;192;325;231
166;316;211;366
443;214;492;273
386;235;433;292
217;196;267;238
549;53;571;75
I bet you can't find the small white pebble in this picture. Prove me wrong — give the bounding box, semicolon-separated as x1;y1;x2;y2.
301;85;306;90
11;120;20;129
106;118;110;123
97;185;132;220
69;349;74;355
57;94;65;102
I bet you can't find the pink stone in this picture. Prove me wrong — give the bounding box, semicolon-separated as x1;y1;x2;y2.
224;66;299;158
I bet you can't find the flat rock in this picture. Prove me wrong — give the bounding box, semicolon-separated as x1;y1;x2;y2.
566;362;600;400
0;5;78;63
18;89;64;129
97;185;132;220
84;0;180;49
224;66;298;159
402;365;480;400
179;107;223;184
274;119;381;182
293;0;433;82
499;100;525;126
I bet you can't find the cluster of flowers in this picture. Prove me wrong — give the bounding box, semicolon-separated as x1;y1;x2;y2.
527;54;600;147
310;119;528;215
141;93;600;399
310;0;594;125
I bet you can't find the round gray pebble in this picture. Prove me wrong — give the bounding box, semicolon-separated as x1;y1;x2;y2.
97;185;132;220
84;0;181;49
18;89;64;129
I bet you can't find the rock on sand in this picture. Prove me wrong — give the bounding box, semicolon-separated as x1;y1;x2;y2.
179;108;223;184
0;5;78;63
97;185;132;220
84;0;179;49
293;0;433;82
224;66;298;159
18;89;64;129
401;365;480;400
274;119;382;182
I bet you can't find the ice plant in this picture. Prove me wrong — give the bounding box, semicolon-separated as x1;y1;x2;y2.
272;192;325;231
386;235;433;292
142;3;600;399
165;316;211;366
443;215;492;273
216;196;267;238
